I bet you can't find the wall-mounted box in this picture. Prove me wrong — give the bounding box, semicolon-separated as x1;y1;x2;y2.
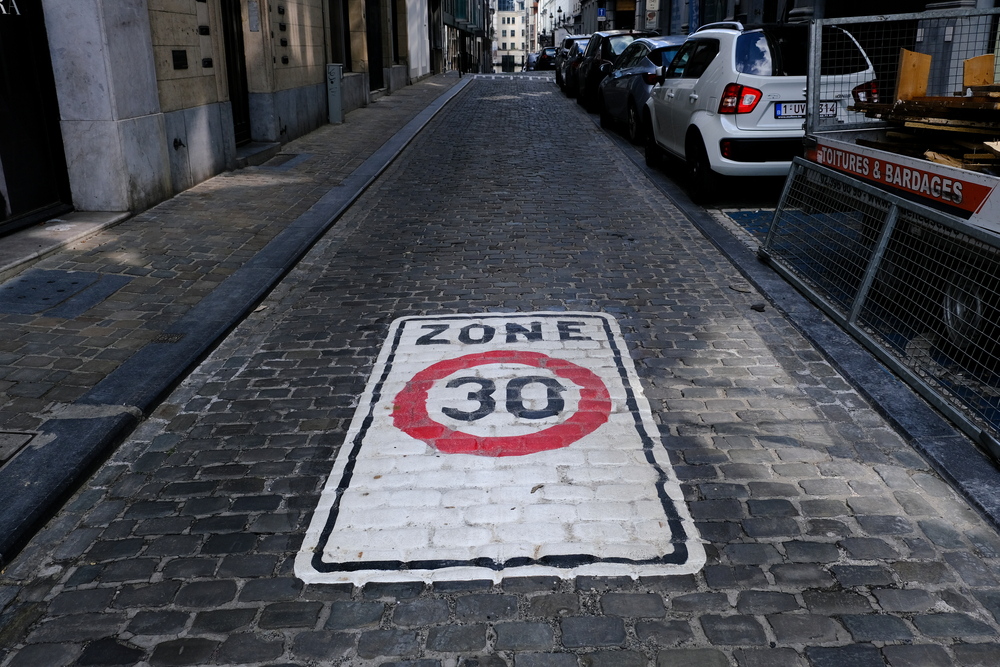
172;50;188;69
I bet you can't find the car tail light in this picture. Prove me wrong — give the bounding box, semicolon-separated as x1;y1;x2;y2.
720;139;733;159
642;72;658;85
719;83;762;114
852;80;878;104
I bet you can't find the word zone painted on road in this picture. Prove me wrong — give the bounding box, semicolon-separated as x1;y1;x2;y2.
297;312;705;584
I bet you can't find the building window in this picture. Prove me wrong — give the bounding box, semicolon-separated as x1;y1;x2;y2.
502;29;506;36
502;42;507;50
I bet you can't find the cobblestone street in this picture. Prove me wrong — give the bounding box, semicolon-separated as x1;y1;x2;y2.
3;75;1000;666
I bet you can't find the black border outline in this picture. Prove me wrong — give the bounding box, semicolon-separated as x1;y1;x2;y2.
310;313;692;574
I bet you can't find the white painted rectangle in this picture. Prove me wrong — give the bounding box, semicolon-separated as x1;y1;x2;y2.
296;312;705;584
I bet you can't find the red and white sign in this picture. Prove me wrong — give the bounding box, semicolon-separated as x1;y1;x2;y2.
806;136;1000;234
297;312;704;584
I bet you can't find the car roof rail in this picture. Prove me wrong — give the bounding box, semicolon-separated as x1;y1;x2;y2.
694;21;744;33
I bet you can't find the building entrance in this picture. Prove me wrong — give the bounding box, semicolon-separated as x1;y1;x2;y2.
0;0;72;236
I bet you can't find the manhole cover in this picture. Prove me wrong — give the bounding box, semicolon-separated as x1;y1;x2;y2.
0;432;33;463
0;270;101;315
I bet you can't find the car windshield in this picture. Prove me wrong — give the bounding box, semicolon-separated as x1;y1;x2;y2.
607;35;636;56
649;46;681;67
544;48;556;56
573;41;589;54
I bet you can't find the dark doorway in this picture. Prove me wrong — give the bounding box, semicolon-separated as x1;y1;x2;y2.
366;0;385;90
221;0;252;146
0;1;72;236
329;0;353;70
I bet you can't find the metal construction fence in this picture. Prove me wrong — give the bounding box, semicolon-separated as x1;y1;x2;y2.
762;159;1000;460
806;7;1000;135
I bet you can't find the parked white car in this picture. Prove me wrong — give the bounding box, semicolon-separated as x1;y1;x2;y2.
644;21;875;201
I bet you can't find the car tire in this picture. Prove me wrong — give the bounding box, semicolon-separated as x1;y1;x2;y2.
557;71;563;88
627;101;643;145
686;135;716;204
644;113;662;169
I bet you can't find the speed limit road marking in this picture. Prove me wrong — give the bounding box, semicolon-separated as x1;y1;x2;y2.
296;312;705;584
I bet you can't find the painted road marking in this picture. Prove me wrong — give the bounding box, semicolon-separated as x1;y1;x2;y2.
296;312;705;584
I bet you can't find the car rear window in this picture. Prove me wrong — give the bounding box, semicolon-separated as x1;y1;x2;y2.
544;48;556;56
607;35;636;57
735;27;868;76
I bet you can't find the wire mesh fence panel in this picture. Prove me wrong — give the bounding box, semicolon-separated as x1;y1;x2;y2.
807;8;1000;134
859;208;1000;436
766;160;1000;450
766;164;889;316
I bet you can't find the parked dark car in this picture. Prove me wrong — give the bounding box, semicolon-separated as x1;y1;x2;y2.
597;35;685;143
555;34;590;87
536;47;558;70
525;52;539;71
577;29;657;112
560;40;590;97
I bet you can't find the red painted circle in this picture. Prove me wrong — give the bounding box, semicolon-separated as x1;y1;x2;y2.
392;350;611;457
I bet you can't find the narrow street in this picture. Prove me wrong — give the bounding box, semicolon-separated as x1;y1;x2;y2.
2;74;1000;667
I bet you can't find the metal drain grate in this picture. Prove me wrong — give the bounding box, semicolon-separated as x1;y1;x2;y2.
152;333;186;344
0;270;100;314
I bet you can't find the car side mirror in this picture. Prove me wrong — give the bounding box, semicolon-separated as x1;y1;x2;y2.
599;63;612;76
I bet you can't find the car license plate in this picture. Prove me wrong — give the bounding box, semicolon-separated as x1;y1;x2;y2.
774;101;837;118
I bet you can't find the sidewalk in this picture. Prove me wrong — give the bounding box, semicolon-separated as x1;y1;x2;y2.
0;74;468;564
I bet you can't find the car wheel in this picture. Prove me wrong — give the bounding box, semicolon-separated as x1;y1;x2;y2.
577;85;586;106
644;113;662;169
686;135;715;204
599;95;613;128
627;102;643;145
556;70;563;88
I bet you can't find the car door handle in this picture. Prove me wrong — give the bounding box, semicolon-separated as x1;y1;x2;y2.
689;93;699;101
666;92;675;98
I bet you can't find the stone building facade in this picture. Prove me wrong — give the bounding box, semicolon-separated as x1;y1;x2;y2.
0;0;447;235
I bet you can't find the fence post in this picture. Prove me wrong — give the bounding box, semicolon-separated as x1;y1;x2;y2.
327;64;344;125
848;204;898;326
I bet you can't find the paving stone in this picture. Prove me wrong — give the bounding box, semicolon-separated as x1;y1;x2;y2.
951;642;1000;666
838;538;898;559
191;608;257;633
113;581;180;608
6;642;80;667
891;560;954;584
881;644;951;667
734;647;805;667
381;661;442;667
148;638;218;666
830;565;894;587
944;551;998;587
48;588;115;615
174;580;236;607
700;615;766;645
737;591;798;614
258;601;323;628
291;630;355;661
801;591;872;614
357;629;419;658
839;614;912;641
217;633;284;663
804;644;884;667
656;648;730;667
494;621;554;651
873;588;934;612
363;581;426;599
722;544;781;565
580;650;646;667
704;565;768;588
561;617;626;648
325;601;385;630
912;612;997;637
770;564;835;589
636;619;694;645
127;610;190;635
514;654;578;667
457;658;506;667
601;593;664;617
782;541;839;563
426;624;488;651
394;599;450;626
767;614;842;643
27;612;125;642
456;594;518;622
671;593;731;612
